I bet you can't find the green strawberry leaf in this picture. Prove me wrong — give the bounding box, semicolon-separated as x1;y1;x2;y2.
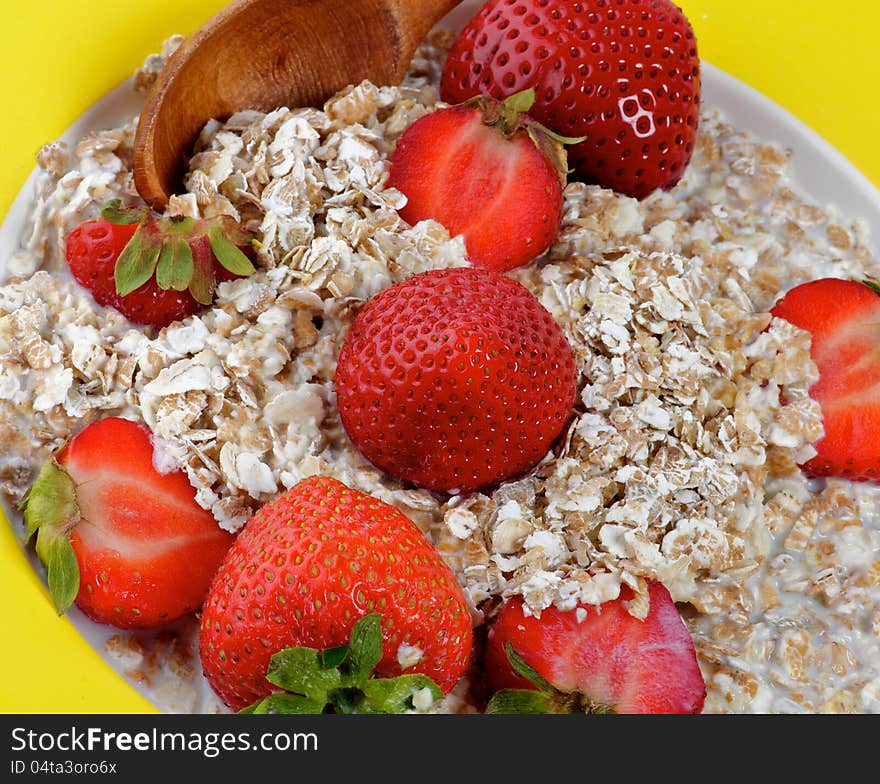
20;460;77;544
101;201;256;308
20;460;81;615
115;226;162;297
485;688;561;714
265;647;343;704
504;642;555;693
188;242;218;306
360;675;442;714
42;534;80;616
319;644;350;670
472;88;585;151
156;239;195;292
863;279;880;297
101;199;148;226
245;693;327;715
504;87;537;114
487;641;615;715
327;687;363;714
208;224;256;277
341;613;383;688
535;126;588;147
485;641;562;714
236;612;446;715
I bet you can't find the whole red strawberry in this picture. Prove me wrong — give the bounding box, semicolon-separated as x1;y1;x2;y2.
771;278;880;482
199;476;473;712
483;580;706;714
441;0;701;198
20;417;234;629
334;267;578;494
65;200;256;328
388;89;579;271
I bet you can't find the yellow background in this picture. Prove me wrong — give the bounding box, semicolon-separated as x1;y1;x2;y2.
1;0;878;714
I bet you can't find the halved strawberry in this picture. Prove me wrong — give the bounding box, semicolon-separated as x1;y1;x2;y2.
20;417;234;629
65;200;256;329
387;89;582;272
770;277;880;482
483;581;706;714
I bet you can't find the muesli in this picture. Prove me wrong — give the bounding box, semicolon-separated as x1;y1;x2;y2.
2;5;879;714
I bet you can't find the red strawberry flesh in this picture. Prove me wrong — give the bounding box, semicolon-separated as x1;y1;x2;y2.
771;277;880;481
484;581;706;714
388;102;565;271
55;417;233;628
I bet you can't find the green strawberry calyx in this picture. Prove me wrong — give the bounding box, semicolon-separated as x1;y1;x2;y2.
863;279;880;297
18;460;81;616
485;641;613;715
461;88;586;184
240;613;444;715
102;200;257;306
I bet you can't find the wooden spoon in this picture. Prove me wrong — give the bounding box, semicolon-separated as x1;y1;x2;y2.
133;0;464;211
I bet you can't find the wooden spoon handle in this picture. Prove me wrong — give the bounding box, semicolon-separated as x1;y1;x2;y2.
133;0;463;211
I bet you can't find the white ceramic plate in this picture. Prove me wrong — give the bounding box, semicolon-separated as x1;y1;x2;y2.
3;3;880;713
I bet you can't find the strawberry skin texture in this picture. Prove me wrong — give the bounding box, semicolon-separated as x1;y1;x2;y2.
66;219;201;328
334;267;578;494
484;581;706;714
387;104;564;271
771;278;880;482
441;0;700;198
199;476;474;711
58;417;234;628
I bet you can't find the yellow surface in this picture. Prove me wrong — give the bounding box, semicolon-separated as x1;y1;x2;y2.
1;0;878;714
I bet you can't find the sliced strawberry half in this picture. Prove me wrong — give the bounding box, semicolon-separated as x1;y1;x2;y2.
387;89;583;272
483;580;706;714
770;277;880;481
20;417;234;629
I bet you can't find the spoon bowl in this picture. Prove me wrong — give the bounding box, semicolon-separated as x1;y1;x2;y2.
133;0;463;211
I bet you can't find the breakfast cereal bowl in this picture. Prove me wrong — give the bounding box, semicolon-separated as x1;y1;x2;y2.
2;0;879;714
